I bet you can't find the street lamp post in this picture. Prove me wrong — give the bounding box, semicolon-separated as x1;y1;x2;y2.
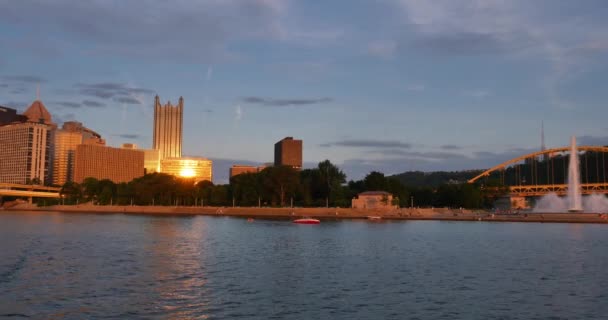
410;196;414;208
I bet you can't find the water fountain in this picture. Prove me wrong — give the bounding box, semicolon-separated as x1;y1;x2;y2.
567;136;583;212
533;136;608;213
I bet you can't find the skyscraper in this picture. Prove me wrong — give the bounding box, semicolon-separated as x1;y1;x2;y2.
0;100;54;184
153;95;183;161
274;137;303;170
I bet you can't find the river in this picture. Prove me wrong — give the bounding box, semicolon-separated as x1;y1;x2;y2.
1;211;606;319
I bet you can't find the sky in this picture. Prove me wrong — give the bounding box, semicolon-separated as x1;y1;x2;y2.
1;0;608;183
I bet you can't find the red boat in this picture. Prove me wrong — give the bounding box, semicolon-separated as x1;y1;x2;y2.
293;218;320;224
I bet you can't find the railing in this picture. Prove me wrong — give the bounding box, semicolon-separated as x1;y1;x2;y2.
509;183;608;197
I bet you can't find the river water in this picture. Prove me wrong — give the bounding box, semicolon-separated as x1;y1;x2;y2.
0;211;606;319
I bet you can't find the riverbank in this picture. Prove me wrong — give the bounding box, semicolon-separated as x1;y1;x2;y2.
4;203;608;223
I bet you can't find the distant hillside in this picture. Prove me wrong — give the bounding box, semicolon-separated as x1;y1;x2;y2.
390;170;484;188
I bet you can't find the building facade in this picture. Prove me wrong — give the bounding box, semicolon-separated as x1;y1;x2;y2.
0;122;53;184
0;106;26;125
0;100;55;185
53;122;104;186
161;157;212;183
351;191;398;209
153;95;183;161
229;164;266;178
143;149;161;174
74;144;144;183
274;137;303;169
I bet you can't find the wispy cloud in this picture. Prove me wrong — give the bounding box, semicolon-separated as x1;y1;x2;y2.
114;97;142;105
441;144;462;150
235;105;242;121
577;135;608;146
462;89;491;99
55;101;81;109
368;40;398;58
82;100;106;108
242;96;332;107
320;139;412;149
2;75;47;83
77;82;154;100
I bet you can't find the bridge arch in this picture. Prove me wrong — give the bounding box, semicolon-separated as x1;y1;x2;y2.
468;146;608;184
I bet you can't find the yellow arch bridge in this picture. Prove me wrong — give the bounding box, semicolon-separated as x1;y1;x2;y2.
468;146;608;197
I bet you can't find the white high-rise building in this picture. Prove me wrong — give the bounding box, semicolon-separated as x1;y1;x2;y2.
0;100;55;184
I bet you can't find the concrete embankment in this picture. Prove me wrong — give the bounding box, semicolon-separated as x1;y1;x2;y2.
4;203;608;223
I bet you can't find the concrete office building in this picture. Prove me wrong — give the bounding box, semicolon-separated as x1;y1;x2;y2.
274;137;303;169
53;122;104;186
0;100;55;184
121;143;161;174
229;164;267;178
153;95;183;161
143;149;161;174
74;144;144;183
161;157;212;183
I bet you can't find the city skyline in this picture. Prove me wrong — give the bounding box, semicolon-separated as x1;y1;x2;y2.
2;1;608;183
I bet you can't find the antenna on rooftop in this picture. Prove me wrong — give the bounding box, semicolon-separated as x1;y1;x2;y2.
36;84;40;100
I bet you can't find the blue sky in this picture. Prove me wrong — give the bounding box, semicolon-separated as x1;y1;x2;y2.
1;0;608;183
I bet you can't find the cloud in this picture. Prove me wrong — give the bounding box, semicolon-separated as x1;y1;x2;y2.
368;40;398;58
2;101;28;109
235;105;243;121
0;84;8;88
441;144;462;150
113;97;142;105
0;1;288;62
113;133;141;139
320;139;412;149
82;100;106;108
77;82;154;100
242;96;332;107
55;101;81;108
462;89;491;99
413;32;506;54
577;135;608;146
2;75;47;83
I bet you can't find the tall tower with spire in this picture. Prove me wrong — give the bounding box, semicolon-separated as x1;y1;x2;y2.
152;95;183;161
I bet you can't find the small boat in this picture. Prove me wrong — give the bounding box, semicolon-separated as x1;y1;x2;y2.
293;218;320;224
367;216;382;221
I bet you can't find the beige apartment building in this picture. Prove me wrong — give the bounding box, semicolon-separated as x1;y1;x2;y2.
53;122;105;186
0;122;53;184
0;100;55;185
74;144;144;183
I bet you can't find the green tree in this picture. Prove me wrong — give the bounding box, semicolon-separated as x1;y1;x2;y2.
260;166;300;206
81;177;100;203
318;160;346;207
60;181;82;204
364;171;388;191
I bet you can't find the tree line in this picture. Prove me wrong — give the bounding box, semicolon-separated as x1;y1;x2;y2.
56;160;503;208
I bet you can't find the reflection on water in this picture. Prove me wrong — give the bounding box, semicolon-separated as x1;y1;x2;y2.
0;212;607;319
